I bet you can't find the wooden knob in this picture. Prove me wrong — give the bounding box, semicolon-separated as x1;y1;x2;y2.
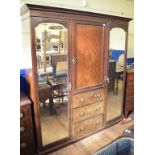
21;142;27;149
20;112;24;119
20;126;25;132
80;98;84;102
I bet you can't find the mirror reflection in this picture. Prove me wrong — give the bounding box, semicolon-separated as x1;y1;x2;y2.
35;23;69;145
106;28;126;121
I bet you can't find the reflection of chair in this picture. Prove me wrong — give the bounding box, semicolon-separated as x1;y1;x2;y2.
48;54;68;113
51;54;67;80
38;75;51;107
38;76;57;114
38;82;51;107
48;79;67;104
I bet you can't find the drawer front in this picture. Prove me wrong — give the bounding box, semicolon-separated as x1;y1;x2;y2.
72;89;104;108
20;119;33;136
72;115;103;138
72;102;104;123
20;128;35;155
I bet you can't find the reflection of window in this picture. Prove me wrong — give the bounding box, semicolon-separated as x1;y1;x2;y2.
36;23;67;73
110;28;126;50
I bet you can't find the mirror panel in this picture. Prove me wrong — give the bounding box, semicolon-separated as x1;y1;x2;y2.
106;28;126;122
35;23;69;145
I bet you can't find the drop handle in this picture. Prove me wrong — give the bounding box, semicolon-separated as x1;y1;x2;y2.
95;94;101;98
95;107;101;111
96;121;100;125
78;127;85;132
72;57;77;64
77;98;84;103
79;112;85;117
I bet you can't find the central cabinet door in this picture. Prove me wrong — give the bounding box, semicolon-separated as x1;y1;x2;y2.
72;22;105;92
71;21;105;138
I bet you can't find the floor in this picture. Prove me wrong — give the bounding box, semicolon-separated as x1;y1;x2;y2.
106;80;123;121
40;100;69;145
48;117;133;155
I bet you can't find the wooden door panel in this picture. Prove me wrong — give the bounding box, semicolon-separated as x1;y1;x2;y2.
74;23;104;91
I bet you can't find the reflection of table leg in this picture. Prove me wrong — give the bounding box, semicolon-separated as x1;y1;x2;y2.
115;72;124;95
49;97;57;115
115;78;119;95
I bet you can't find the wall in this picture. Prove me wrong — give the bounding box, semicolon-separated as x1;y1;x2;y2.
110;28;126;50
20;0;134;58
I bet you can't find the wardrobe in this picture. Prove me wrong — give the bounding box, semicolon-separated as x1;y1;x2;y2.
21;4;131;154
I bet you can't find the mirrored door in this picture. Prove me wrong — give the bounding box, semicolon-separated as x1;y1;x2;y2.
106;28;126;122
35;23;69;145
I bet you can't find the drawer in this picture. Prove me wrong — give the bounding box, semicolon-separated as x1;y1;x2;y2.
20;122;35;155
72;101;104;123
72;89;104;108
72;115;103;138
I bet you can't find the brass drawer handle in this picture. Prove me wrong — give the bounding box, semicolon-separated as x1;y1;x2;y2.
95;107;101;111
20;112;24;119
79;112;85;117
96;121;101;125
78;127;85;132
77;98;84;103
21;142;27;149
20;126;25;132
95;93;102;98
